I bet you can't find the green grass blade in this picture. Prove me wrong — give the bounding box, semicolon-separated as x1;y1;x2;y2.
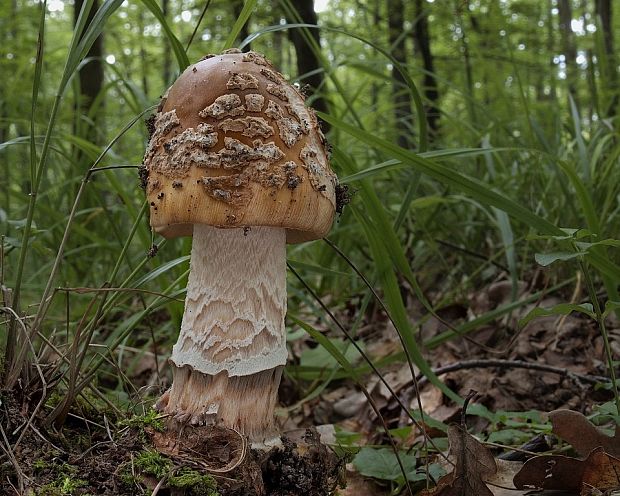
139;0;189;71
223;0;257;50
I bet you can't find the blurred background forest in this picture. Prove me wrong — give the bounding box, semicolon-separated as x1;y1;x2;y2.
1;0;620;494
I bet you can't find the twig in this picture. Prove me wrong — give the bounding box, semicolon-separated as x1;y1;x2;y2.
0;306;48;452
0;423;26;493
150;476;166;496
416;359;610;387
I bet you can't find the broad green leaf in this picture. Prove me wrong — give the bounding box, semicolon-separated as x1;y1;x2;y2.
519;303;595;327
353;447;417;483
299;338;363;369
603;301;620;318
535;251;582;266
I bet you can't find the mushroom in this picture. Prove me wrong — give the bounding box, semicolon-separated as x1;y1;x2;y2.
143;49;337;441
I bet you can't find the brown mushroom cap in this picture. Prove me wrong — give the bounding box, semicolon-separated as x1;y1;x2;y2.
143;50;337;244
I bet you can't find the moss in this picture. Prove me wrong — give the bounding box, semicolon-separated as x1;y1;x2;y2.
36;464;87;495
120;409;165;432
134;449;172;479
169;467;219;496
44;389;114;425
33;459;48;472
118;464;141;489
124;451;219;495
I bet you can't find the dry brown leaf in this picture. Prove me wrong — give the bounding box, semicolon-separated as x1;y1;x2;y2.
513;453;584;491
479;459;529;496
581;448;620;493
338;469;389;496
550;409;620;458
421;425;497;495
513;447;620;493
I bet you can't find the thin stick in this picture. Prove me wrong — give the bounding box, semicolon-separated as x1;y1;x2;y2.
415;358;610;387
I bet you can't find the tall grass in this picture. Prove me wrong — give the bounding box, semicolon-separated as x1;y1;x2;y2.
0;0;618;449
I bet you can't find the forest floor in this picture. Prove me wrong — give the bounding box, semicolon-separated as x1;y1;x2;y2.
1;277;618;495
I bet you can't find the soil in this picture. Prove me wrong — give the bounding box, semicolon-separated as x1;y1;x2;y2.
0;392;343;496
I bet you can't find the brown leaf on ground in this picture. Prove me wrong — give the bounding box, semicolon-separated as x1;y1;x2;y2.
485;459;524;495
581;448;620;494
550;409;620;458
513;447;620;493
421;425;497;495
338;469;389;496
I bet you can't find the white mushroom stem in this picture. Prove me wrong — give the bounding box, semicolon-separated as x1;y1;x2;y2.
157;224;287;440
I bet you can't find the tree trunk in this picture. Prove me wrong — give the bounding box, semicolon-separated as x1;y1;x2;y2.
546;0;558;102
388;0;412;148
595;0;617;116
286;0;329;126
413;0;440;138
138;9;149;97
72;0;104;188
455;0;476;126
73;0;104;136
558;0;579;109
370;1;381;110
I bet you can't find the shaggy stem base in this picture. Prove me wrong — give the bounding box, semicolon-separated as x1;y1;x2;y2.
157;365;283;439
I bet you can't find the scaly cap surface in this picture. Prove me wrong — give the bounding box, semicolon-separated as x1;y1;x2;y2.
143;50;337;243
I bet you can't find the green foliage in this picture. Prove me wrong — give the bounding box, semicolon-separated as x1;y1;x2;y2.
353;447;445;488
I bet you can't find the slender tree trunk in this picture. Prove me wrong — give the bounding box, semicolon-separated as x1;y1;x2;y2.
137;10;149;97
286;0;329;125
558;0;579;109
74;0;104;137
455;0;476;126
388;0;412;148
413;0;440;138
595;0;617;116
73;0;104;199
273;22;283;69
370;1;381;110
546;0;558;102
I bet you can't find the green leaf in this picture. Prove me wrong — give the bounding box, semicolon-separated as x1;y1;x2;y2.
487;428;532;445
519;303;595;327
299;338;363;369
353;447;417;483
290;315;361;381
223;0;258;50
535;251;582;266
139;0;189;71
603;301;620;319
